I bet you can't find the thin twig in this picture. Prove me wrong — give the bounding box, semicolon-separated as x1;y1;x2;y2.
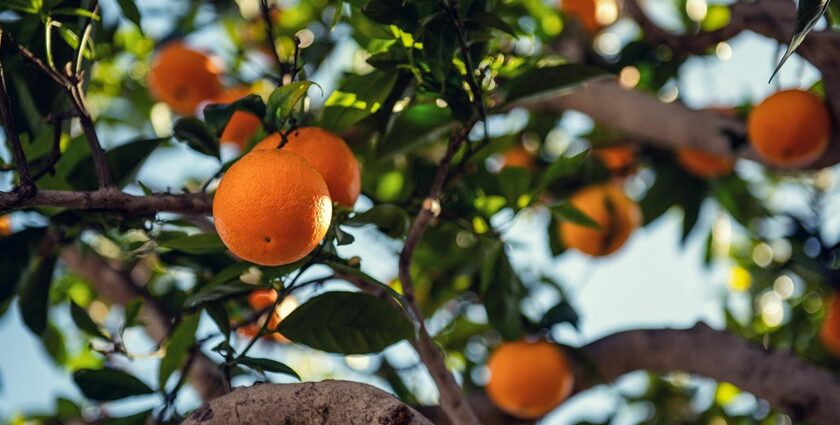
259;0;285;82
75;0;99;75
0;39;35;195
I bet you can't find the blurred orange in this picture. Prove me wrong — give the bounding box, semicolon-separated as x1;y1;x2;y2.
593;145;636;177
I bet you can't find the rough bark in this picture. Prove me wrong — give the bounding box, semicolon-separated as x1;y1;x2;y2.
181;380;433;425
0;189;211;215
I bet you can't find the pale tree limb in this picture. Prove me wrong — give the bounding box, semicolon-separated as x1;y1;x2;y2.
181;380;433;425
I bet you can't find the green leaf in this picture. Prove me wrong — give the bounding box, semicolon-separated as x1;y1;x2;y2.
264;81;317;131
159;232;226;254
549;201;600;229
770;0;830;82
0;227;47;307
173;118;220;159
115;0;142;30
480;241;523;340
345;204;410;238
159;314;199;388
74;368;154;401
185;280;253;308
362;0;418;31
504;64;607;104
204;301;230;338
499;167;532;208
18;252;58;336
41;323;68;365
70;301;108;339
68;138;168;190
203;94;266;136
51;7;101;20
100;410;152;425
379;104;452;158
323;71;398;132
539;301;579;329
468;13;517;36
2;0;41;14
124;299;143;328
538;150;589;190
237;357;300;380
278;291;413;354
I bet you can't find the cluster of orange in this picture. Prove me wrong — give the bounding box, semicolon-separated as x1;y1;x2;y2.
214;127;360;265
149;43;360;266
147;43;262;148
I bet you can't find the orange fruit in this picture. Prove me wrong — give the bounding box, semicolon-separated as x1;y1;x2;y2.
236;295;298;343
486;339;574;419
558;183;641;256
747;89;830;168
593;145;636;177
0;215;11;237
561;0;617;34
500;145;535;171
210;87;262;148
821;296;840;357
255;127;361;208
676;148;733;178
213;149;332;266
247;289;277;311
148;42;223;116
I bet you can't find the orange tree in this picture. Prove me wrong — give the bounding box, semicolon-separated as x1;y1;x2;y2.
1;0;840;424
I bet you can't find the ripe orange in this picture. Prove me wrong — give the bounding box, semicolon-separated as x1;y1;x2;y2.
255;127;361;208
675;148;733;178
209;87;262;148
558;183;641;256
213;150;332;266
593;145;636;177
247;289;277;311
500;145;535;170
561;0;617;33
747;89;830;168
148;42;223;116
821;295;840;357
486;339;574;419
236;295;297;343
0;215;10;237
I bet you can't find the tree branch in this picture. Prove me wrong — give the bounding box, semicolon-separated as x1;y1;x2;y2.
181;380;434;425
0;189;211;214
398;128;480;425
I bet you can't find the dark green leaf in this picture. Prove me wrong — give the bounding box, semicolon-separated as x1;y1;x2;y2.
539;301;579;329
0;227;47;307
18;252;58;336
173;118;220;159
504;64;607;104
124;299;143;328
538;150;589;190
68;138;168;190
345;204;410;238
115;0;142;29
70;301;108;339
550;201;600;229
468;13;517;36
185;280;253;308
159;233;226;254
278;291;413;354
159;314;199;388
264;81;316;130
100;409;152;425
379;104;453;158
205;301;230;338
480;241;523;340
203;94;266;136
770;0;830;82
74;368;154;401
41;323;68;364
499;167;532;208
237;357;300;379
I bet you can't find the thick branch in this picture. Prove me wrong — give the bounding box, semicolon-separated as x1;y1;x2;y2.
0;189;211;214
181;381;433;425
